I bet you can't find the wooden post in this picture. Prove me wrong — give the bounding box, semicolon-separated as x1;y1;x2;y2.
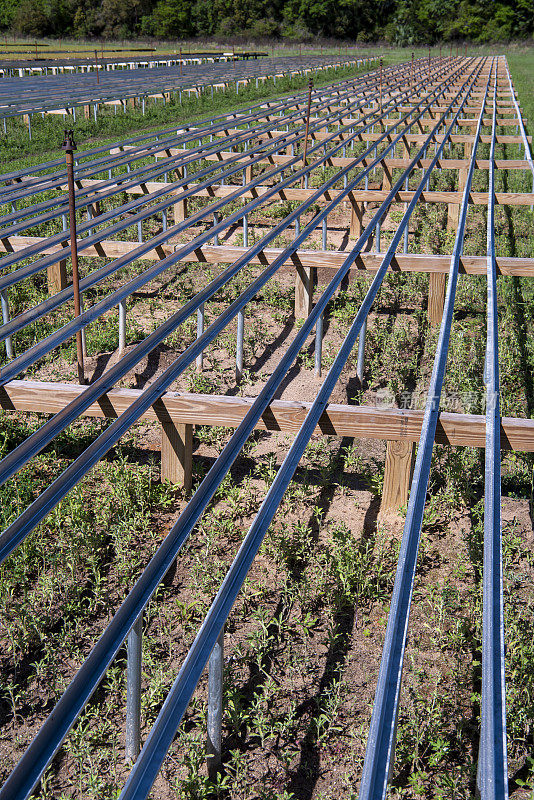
381;440;416;512
294;265;314;319
161;422;193;491
381;163;392;191
47;259;68;295
428;273;447;325
447;169;467;231
173;167;188;224
84;104;91;120
350;198;363;238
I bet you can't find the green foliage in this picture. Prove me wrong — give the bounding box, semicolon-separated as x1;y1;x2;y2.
0;0;531;40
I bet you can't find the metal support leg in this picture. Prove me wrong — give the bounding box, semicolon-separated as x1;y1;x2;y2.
322;217;327;250
314;313;323;377
243;214;248;247
1;289;14;360
125;615;142;762
236;309;244;382
196;304;204;372
357;317;367;383
119;299;126;353
206;628;224;780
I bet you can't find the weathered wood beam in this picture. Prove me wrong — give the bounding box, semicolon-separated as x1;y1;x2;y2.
1;239;533;278
1;380;533;452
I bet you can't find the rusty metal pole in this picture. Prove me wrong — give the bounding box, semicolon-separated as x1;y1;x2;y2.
301;78;313;187
95;49;99;84
62;130;85;385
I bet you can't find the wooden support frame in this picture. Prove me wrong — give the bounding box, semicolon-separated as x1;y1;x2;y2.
428;273;447;326
46;257;68;295
2;380;534;452
3;239;534;278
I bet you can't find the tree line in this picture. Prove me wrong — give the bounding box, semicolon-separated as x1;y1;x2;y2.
2;0;532;45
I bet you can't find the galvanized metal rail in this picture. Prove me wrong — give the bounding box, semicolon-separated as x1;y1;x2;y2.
358;60;495;798
0;59;452;362
0;54;527;798
478;71;508;800
0;54;376;128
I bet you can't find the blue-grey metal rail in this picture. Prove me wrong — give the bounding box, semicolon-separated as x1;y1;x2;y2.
357;59;495;799
0;56;485;800
477;70;508;800
118;61;487;800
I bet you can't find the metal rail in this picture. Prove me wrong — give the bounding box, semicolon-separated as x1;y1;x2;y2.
357;59;495;799
0;56;488;800
0;63;468;496
477;71;508;800
0;55;375;125
118;61;488;800
0;60;472;549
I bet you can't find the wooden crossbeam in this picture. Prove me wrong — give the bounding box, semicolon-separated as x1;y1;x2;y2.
153;149;530;171
2;238;533;277
28;177;534;207
1;380;533;452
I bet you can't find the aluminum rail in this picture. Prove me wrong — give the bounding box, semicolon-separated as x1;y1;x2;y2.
0;60;447;338
117;60;487;800
0;59;485;800
477;69;508;800
0;63;412;264
0;61;474;544
357;59;495;800
0;68;380;204
0;55;367;123
0;67;384;187
0;68;382;213
0;59;458;358
0;56;421;224
0;78;373;221
0;73;460;496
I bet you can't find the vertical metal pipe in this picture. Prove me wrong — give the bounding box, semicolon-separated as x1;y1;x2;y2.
118;299;126;354
322;217;327;250
212;213;219;245
236;309;244;382
196;303;204;372
1;289;14;359
125;615;142;762
380;57;383;112
206;628;224;780
243;214;248;248
357;317;367;383
301;78;313;187
314;313;323;377
62;130;85;384
94;50;99;84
